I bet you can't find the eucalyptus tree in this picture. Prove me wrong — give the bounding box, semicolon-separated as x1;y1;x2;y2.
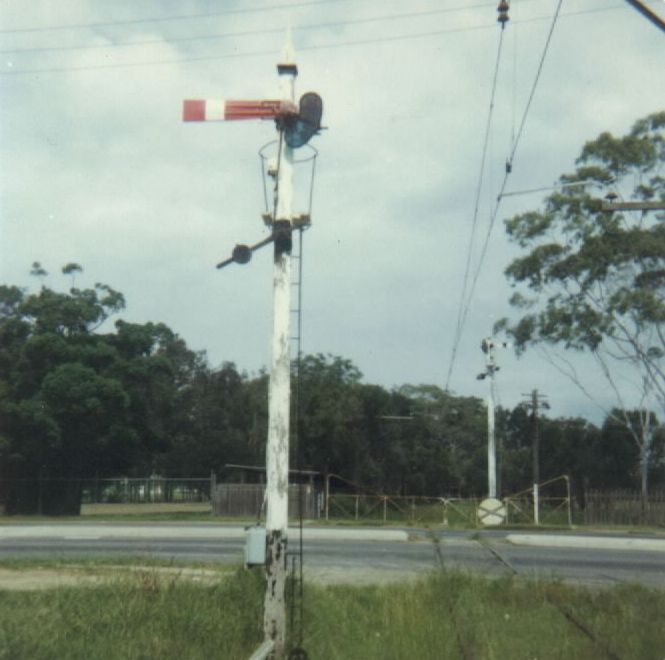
29;261;47;283
498;112;665;499
61;262;83;289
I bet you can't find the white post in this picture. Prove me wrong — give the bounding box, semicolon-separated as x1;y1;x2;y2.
531;389;540;525
565;475;572;527
480;337;509;499
324;472;330;521
487;346;497;499
487;379;496;498
263;37;296;659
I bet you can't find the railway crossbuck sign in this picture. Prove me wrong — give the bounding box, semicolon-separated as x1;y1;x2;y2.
477;497;506;526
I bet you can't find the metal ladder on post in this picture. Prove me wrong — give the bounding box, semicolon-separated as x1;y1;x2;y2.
288;225;306;651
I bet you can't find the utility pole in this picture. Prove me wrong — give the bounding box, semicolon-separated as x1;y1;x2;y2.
531;389;541;525
522;389;548;525
477;338;508;498
532;389;540;483
488;362;497;499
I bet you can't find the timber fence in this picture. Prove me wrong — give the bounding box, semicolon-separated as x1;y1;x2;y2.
583;489;665;526
211;483;319;518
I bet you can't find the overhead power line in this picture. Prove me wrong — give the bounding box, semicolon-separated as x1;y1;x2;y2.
462;0;566;322
445;0;565;391
0;3;516;55
446;26;506;392
500;180;587;198
4;0;570;38
0;4;625;77
0;0;349;34
505;0;565;173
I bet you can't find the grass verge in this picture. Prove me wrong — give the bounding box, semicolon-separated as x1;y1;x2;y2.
301;571;665;659
0;565;264;660
1;563;665;659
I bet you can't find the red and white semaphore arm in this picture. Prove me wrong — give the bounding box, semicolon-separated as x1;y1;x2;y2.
182;99;298;122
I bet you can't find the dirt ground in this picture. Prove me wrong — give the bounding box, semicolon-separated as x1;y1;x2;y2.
0;564;427;591
0;568;104;591
0;565;223;591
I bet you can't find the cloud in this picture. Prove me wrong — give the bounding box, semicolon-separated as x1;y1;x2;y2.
1;0;664;424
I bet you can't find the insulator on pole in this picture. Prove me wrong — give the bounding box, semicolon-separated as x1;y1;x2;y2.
497;0;510;27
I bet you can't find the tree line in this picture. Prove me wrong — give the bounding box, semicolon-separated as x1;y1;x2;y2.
3;112;664;514
0;274;662;514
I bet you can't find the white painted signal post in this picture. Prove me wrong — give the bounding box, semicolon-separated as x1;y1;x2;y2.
182;38;322;659
477;338;508;498
263;40;297;657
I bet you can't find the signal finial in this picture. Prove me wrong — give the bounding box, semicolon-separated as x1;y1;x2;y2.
278;27;298;77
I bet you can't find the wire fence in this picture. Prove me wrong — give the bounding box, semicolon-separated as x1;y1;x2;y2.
4;473;665;527
326;476;574;527
503;475;573;527
80;477;213;504
326;495;482;526
583;488;665;526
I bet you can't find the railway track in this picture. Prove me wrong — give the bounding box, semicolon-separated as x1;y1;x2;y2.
473;536;623;660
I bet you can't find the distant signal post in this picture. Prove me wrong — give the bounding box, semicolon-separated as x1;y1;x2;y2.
477;338;509;499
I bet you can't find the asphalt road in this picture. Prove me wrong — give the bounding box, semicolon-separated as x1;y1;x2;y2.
1;523;664;587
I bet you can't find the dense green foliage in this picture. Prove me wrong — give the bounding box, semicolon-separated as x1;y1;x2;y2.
1;267;663;515
499;112;665;496
502;112;664;358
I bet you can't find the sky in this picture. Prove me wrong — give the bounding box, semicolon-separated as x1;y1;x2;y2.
1;0;664;425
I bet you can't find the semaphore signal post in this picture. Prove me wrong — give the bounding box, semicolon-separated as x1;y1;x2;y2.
182;37;322;659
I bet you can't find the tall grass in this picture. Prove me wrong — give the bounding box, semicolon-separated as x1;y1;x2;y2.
1;565;663;659
0;567;264;660
301;571;665;659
